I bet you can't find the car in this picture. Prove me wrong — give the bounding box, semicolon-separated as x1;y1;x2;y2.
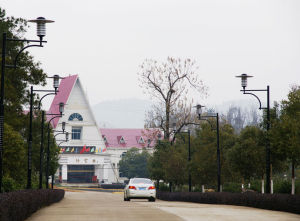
124;178;156;202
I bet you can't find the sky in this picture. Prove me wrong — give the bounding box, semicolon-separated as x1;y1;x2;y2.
1;0;300;110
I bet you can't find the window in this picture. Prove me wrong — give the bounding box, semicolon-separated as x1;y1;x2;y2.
138;136;145;144
69;113;83;121
72;127;82;140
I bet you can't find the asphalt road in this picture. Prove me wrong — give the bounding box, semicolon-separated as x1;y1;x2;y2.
26;190;300;221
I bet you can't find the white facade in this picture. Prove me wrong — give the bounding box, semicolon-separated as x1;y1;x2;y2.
54;76;119;184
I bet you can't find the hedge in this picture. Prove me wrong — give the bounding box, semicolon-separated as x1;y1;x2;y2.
157;191;300;214
0;189;65;221
99;183;126;189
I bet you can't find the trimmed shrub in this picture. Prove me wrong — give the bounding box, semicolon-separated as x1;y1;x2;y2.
157;191;300;214
100;183;126;189
0;189;65;221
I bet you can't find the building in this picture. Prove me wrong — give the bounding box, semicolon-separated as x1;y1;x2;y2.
50;75;158;184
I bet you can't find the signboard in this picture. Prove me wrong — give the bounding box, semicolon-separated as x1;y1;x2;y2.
60;146;96;154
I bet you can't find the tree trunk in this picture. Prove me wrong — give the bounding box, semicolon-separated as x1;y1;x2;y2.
261;178;264;194
292;161;295;195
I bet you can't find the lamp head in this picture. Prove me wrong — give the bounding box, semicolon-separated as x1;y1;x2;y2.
195;104;205;119
62;121;66;132
28;17;54;40
59;102;64;114
53;75;60;92
65;132;69;142
236;73;253;90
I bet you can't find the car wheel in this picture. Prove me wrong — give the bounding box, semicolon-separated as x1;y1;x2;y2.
148;197;155;202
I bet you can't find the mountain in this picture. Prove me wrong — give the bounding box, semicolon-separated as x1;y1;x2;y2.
92;98;152;128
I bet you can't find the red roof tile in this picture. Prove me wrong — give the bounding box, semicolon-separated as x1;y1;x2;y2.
100;128;160;148
47;75;78;128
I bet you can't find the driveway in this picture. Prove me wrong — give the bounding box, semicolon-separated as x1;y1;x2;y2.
26;190;300;221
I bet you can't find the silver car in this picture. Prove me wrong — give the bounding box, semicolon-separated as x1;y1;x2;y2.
124;178;156;202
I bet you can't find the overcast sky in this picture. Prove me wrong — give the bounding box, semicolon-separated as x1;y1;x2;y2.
2;0;300;110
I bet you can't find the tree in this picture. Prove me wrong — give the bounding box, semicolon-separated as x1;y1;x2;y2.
271;86;300;194
227;126;265;191
138;57;207;139
0;8;47;129
0;8;57;190
119;148;150;179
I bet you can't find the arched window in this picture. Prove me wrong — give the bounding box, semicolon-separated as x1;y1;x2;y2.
68;113;83;121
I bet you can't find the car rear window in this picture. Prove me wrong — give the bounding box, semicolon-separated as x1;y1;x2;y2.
131;178;153;184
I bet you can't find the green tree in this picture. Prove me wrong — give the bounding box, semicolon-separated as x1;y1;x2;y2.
227;126;265;190
3;123;26;191
271;86;300;194
119;148;151;179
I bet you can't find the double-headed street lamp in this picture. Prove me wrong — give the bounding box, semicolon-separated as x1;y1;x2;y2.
46;102;64;189
195;104;221;192
28;75;60;189
236;73;271;194
0;17;54;192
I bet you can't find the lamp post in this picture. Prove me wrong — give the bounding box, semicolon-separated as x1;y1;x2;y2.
0;17;54;192
195;104;221;192
236;73;271;194
46;102;64;189
28;75;60;189
37;75;61;189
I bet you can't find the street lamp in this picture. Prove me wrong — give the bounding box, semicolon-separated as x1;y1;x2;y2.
0;17;54;192
236;73;271;194
36;75;61;189
46;102;64;188
195;104;221;192
27;75;60;189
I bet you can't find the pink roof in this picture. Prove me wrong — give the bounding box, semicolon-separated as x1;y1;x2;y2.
47;75;78;128
100;128;161;148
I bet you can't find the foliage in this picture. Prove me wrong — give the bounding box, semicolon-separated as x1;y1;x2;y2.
119;148;151;179
0;189;65;221
0;8;59;191
227;126;265;181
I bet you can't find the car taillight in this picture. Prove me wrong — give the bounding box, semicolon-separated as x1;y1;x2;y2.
148;186;155;190
129;186;136;190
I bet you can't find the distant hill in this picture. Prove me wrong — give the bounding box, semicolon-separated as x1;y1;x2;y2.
92;98;152;128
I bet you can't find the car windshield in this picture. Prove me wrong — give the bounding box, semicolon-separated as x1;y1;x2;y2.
131;178;153;184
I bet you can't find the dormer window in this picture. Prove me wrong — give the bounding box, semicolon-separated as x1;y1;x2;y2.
118;136;126;144
138;136;145;144
147;139;151;146
103;135;108;143
68;113;83;121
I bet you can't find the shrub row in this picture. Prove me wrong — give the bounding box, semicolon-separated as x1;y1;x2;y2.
157;191;300;214
0;189;65;221
99;183;126;189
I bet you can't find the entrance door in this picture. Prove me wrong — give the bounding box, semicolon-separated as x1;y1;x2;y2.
67;165;95;183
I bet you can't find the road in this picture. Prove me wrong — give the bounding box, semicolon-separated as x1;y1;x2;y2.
26;190;300;221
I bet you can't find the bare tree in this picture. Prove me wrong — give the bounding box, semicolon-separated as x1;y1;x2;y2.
138;57;207;139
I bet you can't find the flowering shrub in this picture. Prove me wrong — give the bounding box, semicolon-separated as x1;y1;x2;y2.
0;189;65;221
157;191;300;214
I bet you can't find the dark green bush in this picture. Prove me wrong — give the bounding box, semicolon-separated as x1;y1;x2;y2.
100;183;126;189
274;179;291;194
0;189;65;221
157;191;300;214
222;182;241;193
